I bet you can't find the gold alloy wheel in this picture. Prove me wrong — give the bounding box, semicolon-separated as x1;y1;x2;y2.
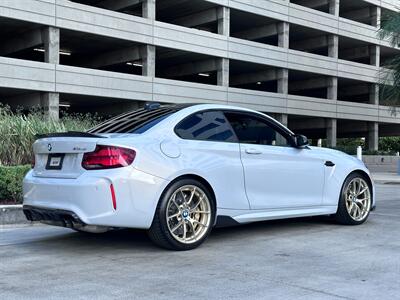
166;185;211;244
345;178;371;222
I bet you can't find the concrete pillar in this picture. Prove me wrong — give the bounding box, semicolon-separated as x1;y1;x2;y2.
217;58;229;87
275;113;288;145
327;77;338;100
328;35;339;59
40;93;59;120
370;45;380;67
142;0;155;20
277;69;289;94
278;22;290;49
329;0;340;17
326;118;337;148
368;122;379;151
216;7;229;87
43;27;60;64
369;84;380;105
217;7;230;36
371;6;381;28
43;27;60;120
141;45;155;77
327;33;339;102
276;114;288;126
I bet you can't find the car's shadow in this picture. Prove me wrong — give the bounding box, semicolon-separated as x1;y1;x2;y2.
30;215;342;253
211;215;345;240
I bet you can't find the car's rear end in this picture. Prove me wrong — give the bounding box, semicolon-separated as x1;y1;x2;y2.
23;105;182;231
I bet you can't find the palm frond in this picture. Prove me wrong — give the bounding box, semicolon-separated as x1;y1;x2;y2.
379;10;400;111
379;10;400;46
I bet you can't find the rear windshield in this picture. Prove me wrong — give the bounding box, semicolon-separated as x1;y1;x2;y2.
88;106;180;134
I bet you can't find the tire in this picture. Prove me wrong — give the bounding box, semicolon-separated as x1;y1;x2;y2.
148;178;216;250
334;172;372;225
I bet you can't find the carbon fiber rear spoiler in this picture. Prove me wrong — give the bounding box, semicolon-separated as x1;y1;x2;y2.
35;131;106;139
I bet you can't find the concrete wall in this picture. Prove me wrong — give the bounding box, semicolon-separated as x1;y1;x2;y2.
363;155;400;173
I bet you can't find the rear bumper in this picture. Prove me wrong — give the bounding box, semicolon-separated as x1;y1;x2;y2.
23;167;168;229
24;205;85;226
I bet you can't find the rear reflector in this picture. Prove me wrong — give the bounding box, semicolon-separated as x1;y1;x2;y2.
110;184;117;210
82;145;136;170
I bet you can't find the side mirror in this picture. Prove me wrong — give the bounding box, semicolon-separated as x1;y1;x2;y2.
294;134;309;148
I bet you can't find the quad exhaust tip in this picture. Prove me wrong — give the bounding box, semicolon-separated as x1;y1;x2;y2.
23;205;111;233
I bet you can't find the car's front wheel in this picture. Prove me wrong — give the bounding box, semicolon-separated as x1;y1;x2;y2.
334;173;372;225
148;179;215;250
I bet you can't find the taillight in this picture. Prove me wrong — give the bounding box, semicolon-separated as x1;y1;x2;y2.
82;145;136;170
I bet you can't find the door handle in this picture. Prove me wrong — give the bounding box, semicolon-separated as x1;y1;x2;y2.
245;148;262;155
325;161;335;167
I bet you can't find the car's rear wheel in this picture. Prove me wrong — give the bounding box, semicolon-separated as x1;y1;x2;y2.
334;173;372;225
148;179;215;250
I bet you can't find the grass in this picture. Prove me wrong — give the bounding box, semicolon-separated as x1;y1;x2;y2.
0;104;100;166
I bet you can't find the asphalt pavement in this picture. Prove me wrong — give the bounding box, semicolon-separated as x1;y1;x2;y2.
1;184;399;300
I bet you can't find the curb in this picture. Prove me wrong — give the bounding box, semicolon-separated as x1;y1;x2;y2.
378;181;400;185
373;179;400;185
0;205;31;225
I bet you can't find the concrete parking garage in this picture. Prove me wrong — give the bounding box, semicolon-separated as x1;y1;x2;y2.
0;0;399;150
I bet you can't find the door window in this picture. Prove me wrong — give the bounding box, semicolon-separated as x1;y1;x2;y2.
175;111;237;142
225;112;291;147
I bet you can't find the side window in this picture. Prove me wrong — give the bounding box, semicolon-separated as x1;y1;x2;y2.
175;111;237;142
225;112;291;147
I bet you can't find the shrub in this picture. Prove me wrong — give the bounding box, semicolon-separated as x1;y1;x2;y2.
379;137;400;153
333;137;399;155
0;104;100;166
0;165;31;204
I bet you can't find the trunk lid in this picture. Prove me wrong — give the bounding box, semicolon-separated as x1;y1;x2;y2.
32;133;106;179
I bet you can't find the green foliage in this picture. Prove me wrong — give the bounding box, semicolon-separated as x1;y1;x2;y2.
379;136;400;153
0;165;31;204
331;137;399;155
379;11;400;109
334;138;365;155
0;104;100;166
